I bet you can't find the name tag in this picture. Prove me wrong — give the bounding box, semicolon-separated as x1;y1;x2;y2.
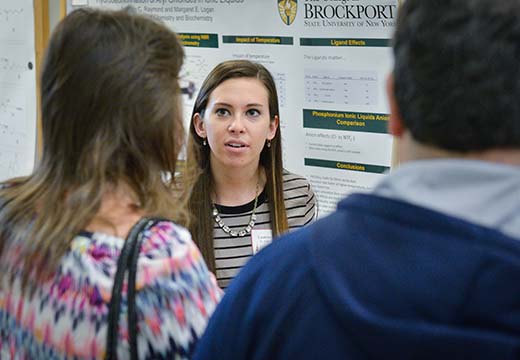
251;229;273;255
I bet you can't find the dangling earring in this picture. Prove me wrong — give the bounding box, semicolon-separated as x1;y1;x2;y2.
267;140;271;148
203;138;207;146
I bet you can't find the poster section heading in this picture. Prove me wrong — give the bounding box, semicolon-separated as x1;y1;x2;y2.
300;37;389;47
305;158;390;174
179;33;218;47
223;36;294;45
304;109;388;134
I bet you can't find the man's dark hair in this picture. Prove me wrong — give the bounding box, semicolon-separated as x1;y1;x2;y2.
393;0;520;151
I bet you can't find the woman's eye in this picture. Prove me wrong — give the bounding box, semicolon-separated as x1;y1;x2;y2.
215;108;230;116
246;109;260;117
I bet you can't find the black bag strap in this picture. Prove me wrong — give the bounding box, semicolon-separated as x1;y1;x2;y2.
106;217;169;360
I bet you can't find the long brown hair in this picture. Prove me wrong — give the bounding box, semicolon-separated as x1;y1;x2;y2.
0;8;188;289
185;60;288;271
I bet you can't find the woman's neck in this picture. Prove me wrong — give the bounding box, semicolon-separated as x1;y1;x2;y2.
85;183;143;238
211;164;265;206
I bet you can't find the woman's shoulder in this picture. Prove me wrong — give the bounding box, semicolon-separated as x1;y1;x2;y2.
134;220;210;280
71;219;219;312
73;220;192;254
141;219;193;250
70;220;204;285
281;170;318;224
282;169;313;192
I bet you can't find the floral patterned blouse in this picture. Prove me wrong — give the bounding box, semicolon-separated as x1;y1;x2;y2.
0;221;222;359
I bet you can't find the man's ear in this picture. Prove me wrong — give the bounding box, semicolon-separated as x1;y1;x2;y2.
193;113;206;138
387;73;406;138
267;115;279;140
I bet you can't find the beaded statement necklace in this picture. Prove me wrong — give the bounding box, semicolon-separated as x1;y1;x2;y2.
212;182;259;237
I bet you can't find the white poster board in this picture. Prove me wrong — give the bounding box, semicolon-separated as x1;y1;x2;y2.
68;0;397;216
0;0;37;181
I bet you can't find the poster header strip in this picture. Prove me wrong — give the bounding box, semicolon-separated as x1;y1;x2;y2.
178;33;219;48
303;109;389;134
223;35;294;45
300;38;390;47
305;158;390;174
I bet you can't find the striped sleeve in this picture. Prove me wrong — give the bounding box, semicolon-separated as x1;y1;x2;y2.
283;170;317;229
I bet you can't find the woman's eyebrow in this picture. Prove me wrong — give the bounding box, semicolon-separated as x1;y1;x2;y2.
211;102;264;107
211;102;232;107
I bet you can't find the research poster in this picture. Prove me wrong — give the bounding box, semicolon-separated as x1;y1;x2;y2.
68;0;398;215
0;0;37;181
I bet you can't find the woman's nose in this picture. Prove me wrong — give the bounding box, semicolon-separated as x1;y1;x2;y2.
228;115;246;133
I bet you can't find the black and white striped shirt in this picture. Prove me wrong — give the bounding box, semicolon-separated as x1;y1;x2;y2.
213;170;317;288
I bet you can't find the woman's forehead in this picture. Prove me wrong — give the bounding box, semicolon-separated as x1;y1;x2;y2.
208;77;269;105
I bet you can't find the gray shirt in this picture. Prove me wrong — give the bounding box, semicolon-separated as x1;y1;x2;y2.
373;159;520;240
